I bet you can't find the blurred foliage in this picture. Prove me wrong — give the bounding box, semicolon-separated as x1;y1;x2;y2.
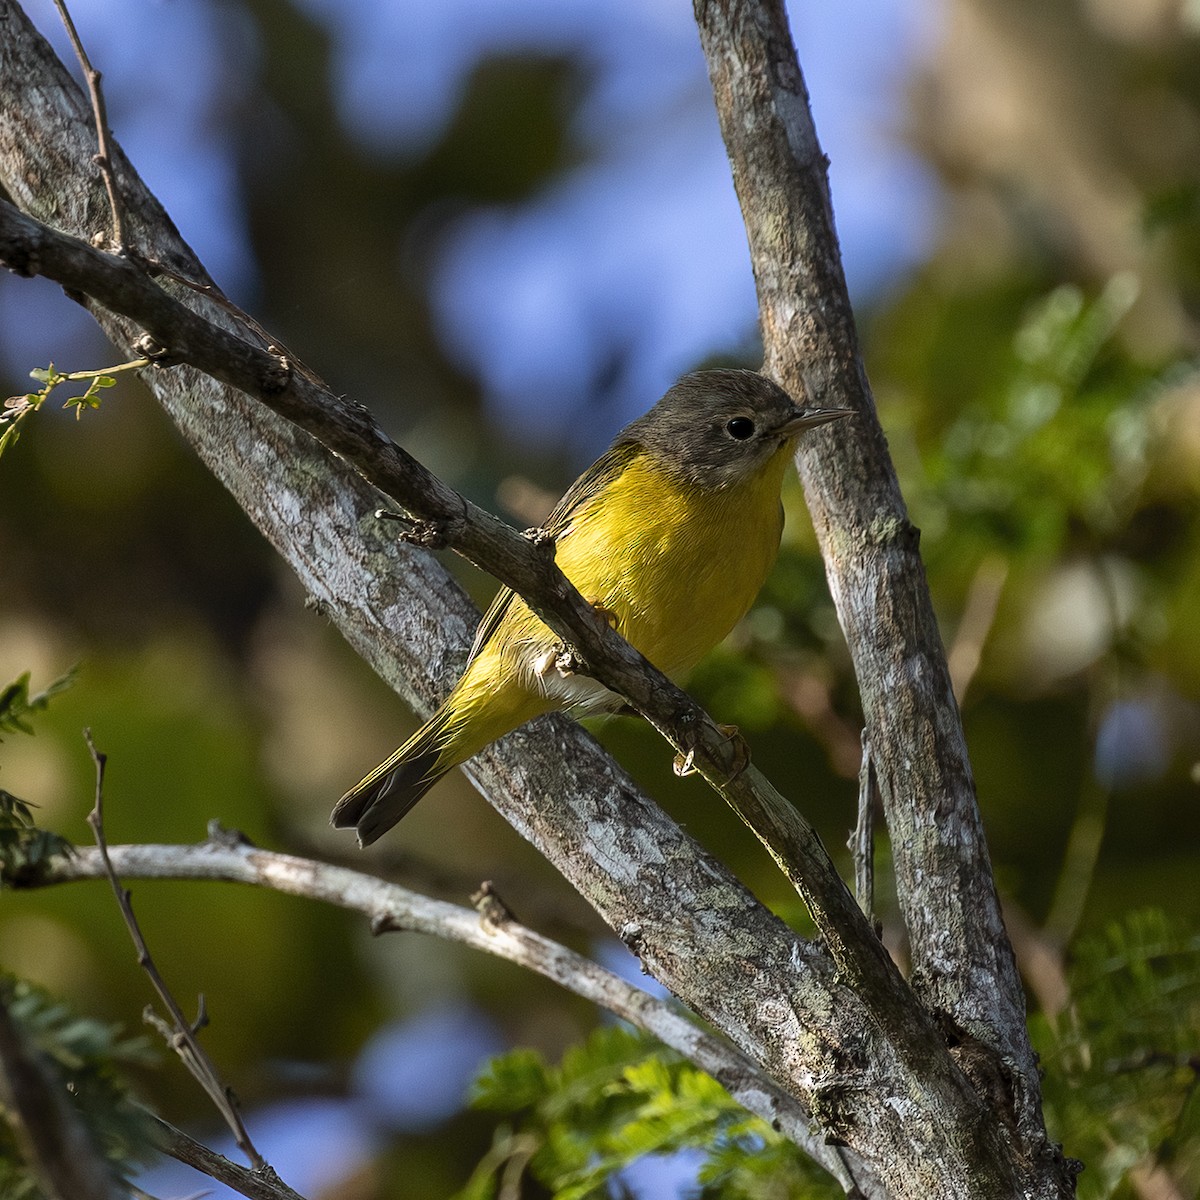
456;1025;839;1200
0;668;77;740
0;669;76;887
2;0;1200;1195
1033;909;1200;1200
919;275;1154;560
0;976;158;1199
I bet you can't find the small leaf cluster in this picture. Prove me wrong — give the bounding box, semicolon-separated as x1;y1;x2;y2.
0;977;159;1199
0;364;115;457
0;670;78;886
0;790;73;888
0;669;77;740
456;1025;840;1200
1034;909;1200;1198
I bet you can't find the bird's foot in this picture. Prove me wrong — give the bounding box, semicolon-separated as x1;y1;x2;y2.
672;723;750;779
523;525;556;549
591;602;620;633
534;645;584;678
535;605;618;680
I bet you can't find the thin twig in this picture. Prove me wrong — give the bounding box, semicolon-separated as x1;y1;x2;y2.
140;258;327;388
147;1112;308;1200
83;731;268;1172
54;356;150;381
850;732;875;922
1127;1160;1192;1200
1043;777;1110;949
50;0;125;250
775;664;862;779
497;1133;539;1200
1001;899;1071;1019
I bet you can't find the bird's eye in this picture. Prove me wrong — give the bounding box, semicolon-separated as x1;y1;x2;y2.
725;417;755;440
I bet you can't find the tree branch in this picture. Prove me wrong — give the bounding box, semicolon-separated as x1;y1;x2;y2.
146;1113;308;1200
48;0;125;250
693;0;1061;1181
24;835;870;1194
84;731;266;1172
851;733;876;922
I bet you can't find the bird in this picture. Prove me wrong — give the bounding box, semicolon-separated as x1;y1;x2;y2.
333;368;852;845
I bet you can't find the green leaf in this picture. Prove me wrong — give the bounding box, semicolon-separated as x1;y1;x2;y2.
466;1026;842;1200
0;667;78;738
0;789;74;888
471;1046;551;1111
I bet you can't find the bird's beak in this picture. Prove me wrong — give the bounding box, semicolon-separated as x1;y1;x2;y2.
778;405;855;436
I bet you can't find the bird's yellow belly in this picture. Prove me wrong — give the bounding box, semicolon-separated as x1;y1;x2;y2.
552;452;786;679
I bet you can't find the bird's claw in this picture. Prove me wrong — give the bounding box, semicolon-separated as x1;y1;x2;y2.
672;723;750;779
672;747;696;777
592;603;620;632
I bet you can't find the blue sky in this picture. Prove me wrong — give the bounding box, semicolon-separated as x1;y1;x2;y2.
7;0;939;452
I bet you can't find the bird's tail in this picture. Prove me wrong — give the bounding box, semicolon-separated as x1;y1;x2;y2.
332;708;457;846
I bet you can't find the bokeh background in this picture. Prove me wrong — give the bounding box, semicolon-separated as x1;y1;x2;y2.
2;0;1200;1195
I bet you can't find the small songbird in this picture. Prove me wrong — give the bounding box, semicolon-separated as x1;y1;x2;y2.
334;368;851;845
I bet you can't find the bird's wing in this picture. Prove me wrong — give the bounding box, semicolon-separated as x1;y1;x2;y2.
464;441;640;666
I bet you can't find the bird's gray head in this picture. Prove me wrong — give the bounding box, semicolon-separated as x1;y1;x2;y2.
619;369;851;490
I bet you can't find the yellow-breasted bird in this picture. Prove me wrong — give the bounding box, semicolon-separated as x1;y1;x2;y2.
333;368;851;845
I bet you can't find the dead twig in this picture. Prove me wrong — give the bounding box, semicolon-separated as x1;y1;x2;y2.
148;1112;307;1200
50;0;125;251
947;555;1009;703
83;730;267;1173
850;732;876;923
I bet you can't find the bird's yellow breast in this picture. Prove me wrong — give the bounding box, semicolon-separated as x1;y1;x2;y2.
438;442;793;759
551;447;788;678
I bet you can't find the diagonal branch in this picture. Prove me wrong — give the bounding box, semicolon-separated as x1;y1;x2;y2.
48;0;125;250
84;731;266;1172
0;2;1069;1193
147;1114;307;1200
